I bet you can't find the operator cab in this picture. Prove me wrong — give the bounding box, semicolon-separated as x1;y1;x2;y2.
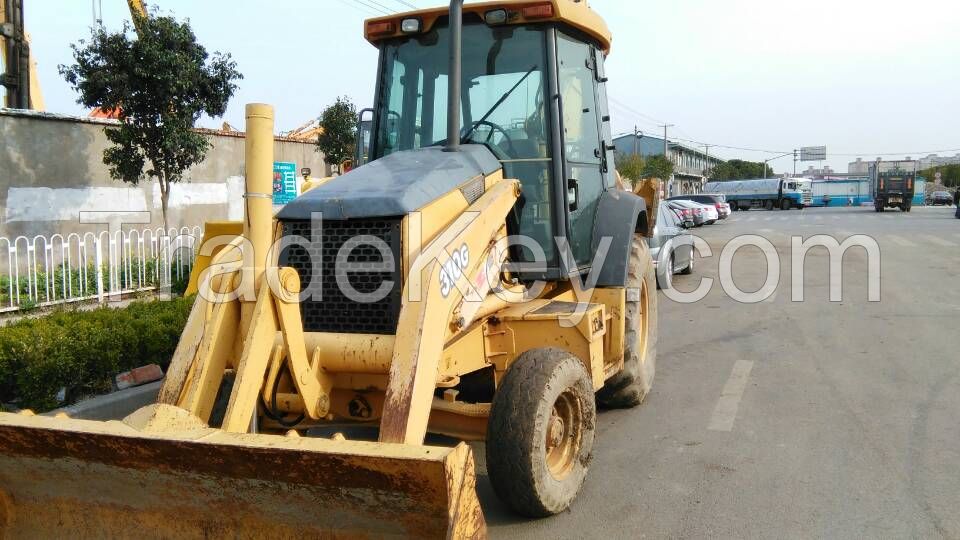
362;4;617;279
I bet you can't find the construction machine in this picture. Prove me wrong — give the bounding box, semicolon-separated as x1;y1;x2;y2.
0;1;658;537
0;0;43;109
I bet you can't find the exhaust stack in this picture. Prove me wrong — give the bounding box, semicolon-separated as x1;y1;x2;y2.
444;0;464;152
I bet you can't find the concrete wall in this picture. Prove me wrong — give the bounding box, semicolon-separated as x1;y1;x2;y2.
0;109;332;239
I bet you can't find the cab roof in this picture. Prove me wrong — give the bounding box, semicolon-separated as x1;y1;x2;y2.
363;0;612;54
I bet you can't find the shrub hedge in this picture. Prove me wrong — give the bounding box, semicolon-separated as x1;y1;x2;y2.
0;296;195;412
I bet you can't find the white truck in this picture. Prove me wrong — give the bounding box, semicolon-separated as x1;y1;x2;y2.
704;178;812;211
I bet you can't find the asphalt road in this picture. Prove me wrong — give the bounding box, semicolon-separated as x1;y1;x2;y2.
485;205;960;539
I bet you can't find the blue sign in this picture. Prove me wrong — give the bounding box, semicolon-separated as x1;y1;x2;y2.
273;162;298;205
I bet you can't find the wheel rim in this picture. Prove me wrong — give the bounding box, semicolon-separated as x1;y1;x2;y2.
545;389;583;481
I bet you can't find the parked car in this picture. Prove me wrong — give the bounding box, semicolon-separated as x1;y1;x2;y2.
667;203;696;229
674;199;718;225
668;200;704;227
927;191;954;206
668;194;731;219
649;202;694;289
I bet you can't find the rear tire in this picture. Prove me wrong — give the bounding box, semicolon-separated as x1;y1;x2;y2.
729;201;738;211
486;348;596;518
597;235;658;409
764;200;775;211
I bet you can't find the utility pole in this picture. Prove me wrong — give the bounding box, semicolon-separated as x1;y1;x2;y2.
633;125;639;155
701;144;713;194
793;149;798;176
660;124;673;157
660;124;674;195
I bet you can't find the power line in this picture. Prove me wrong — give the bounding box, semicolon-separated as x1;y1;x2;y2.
389;0;419;9
349;0;393;16
669;136;792;155
360;0;400;14
607;95;666;125
821;148;960;157
337;0;381;16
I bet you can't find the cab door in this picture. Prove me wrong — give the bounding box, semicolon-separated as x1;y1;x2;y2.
556;32;605;270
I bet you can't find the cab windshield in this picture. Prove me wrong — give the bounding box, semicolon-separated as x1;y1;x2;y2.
374;20;550;160
374;20;556;261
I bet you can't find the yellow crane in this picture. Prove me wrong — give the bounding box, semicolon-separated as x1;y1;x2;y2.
0;0;43;109
0;2;660;537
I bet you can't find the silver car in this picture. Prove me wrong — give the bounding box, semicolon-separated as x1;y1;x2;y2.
648;202;695;289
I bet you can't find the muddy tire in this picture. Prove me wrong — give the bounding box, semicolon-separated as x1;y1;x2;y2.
486;348;596;518
596;234;658;409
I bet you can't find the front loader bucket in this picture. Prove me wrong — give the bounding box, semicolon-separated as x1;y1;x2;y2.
0;407;484;539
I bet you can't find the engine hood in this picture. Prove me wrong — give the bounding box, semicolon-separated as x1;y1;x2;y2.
277;145;501;221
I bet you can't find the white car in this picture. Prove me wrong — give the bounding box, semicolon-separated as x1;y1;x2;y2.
673;200;718;225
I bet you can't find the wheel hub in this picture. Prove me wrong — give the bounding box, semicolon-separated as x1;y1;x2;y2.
545;390;583;481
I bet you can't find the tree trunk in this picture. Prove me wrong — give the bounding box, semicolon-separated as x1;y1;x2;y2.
159;177;170;234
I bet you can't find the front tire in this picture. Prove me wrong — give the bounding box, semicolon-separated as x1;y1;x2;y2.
596;235;658;409
781;199;792;210
486;348;596;518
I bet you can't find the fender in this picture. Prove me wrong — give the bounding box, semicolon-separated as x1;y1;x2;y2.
590;188;649;288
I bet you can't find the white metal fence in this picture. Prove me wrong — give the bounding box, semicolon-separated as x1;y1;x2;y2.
0;226;202;313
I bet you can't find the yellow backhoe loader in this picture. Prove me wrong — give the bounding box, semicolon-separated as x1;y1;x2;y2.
0;1;659;537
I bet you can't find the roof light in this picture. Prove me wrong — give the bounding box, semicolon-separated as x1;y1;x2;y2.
485;9;508;25
367;21;396;36
400;18;421;33
522;3;554;19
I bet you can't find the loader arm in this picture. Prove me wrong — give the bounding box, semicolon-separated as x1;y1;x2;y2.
381;177;521;445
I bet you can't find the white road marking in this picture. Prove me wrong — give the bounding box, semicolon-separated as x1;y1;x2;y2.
924;235;957;248
764;217;773;221
708;360;755;432
746;217;757;222
887;235;916;247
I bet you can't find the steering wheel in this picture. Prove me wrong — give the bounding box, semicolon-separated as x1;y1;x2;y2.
464;120;518;158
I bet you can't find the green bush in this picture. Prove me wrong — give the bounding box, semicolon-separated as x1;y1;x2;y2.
0;296;195;411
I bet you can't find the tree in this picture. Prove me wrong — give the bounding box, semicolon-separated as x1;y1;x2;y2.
316;96;358;173
708;159;773;181
919;164;960;188
59;12;241;230
643;154;675;181
615;152;646;182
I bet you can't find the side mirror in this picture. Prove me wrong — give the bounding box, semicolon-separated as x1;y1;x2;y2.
355;108;375;166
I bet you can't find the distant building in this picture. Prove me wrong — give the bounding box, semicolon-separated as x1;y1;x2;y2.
849;156;931;174
802;164;836;177
612;133;724;195
917;153;960;169
848;158;873;175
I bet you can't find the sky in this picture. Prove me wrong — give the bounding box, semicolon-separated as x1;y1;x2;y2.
20;0;960;174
